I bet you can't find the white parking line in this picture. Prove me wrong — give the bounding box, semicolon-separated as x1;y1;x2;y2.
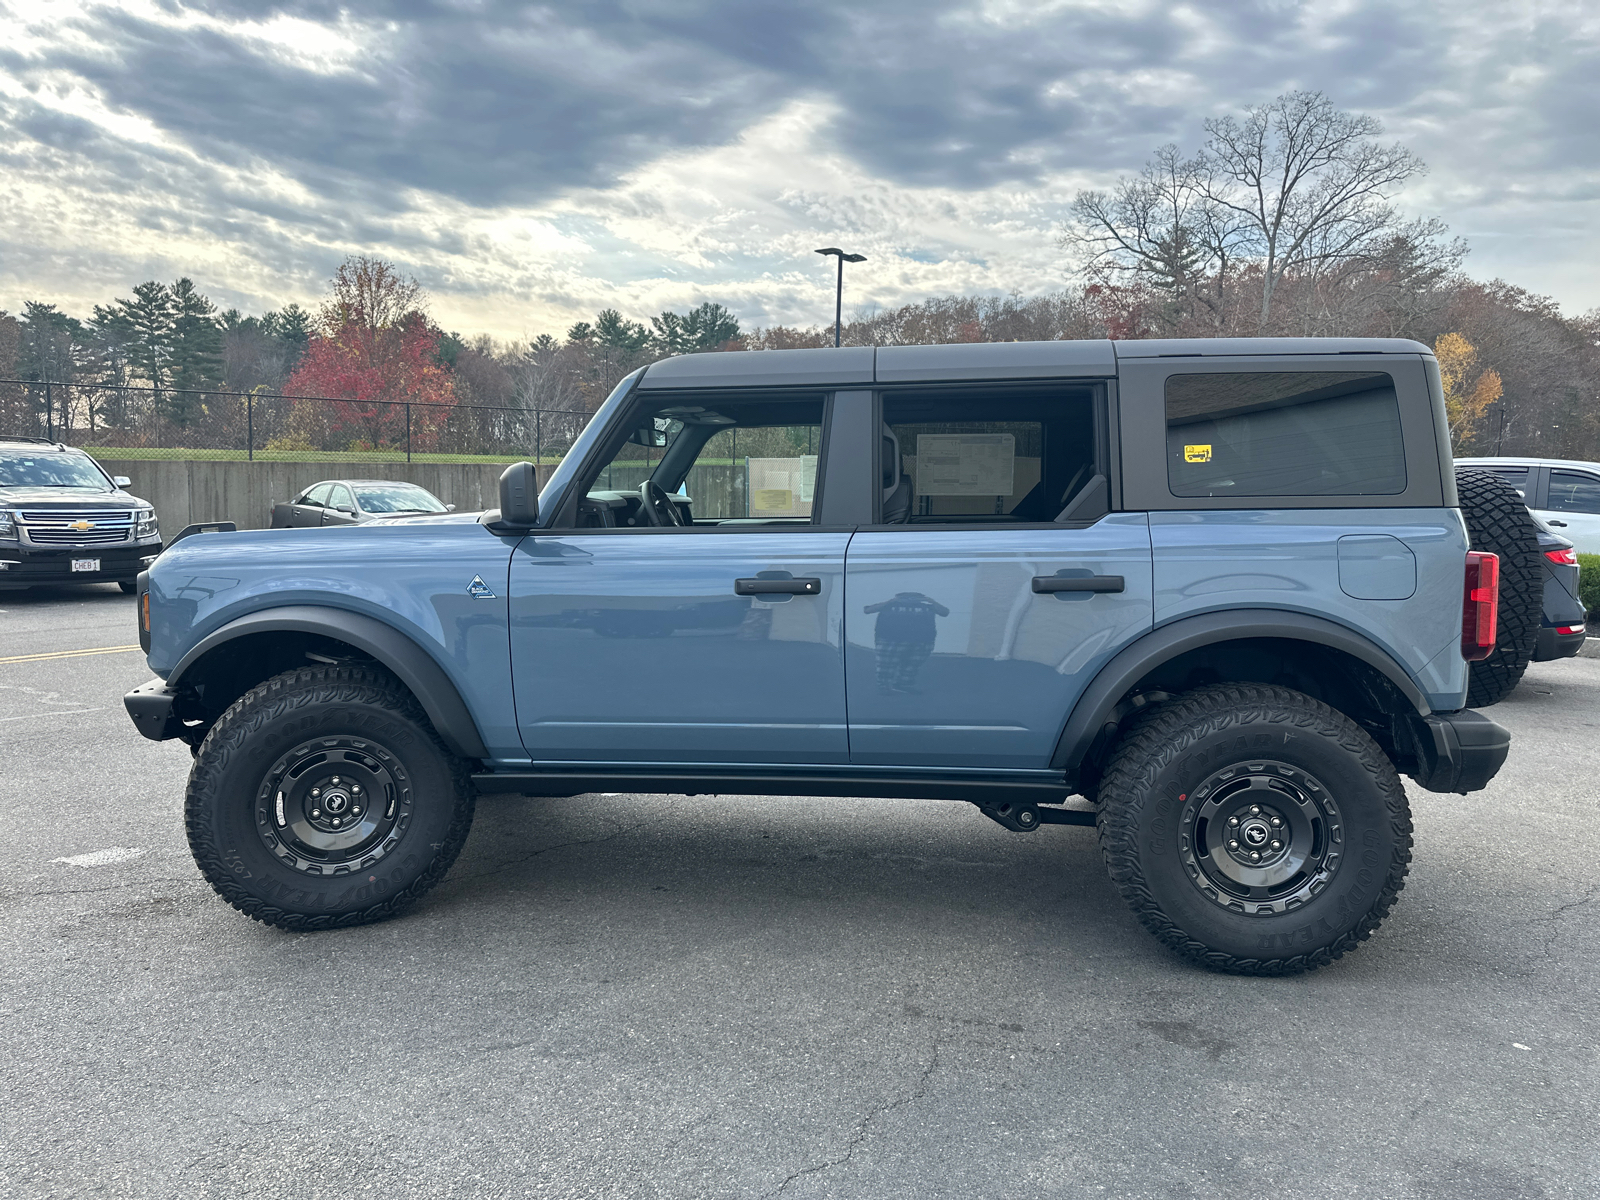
51;847;147;867
0;707;104;723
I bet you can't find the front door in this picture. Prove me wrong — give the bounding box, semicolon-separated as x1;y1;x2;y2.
845;383;1154;769
510;392;849;764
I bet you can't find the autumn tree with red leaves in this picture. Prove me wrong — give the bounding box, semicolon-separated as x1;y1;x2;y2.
285;257;455;451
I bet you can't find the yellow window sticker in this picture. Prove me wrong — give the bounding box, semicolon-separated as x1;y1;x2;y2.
1183;444;1212;463
752;488;794;513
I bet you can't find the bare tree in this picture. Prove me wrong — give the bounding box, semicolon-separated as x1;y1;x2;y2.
1200;91;1427;329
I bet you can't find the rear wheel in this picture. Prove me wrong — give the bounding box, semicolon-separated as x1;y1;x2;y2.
1455;467;1542;706
1097;683;1412;975
185;664;475;930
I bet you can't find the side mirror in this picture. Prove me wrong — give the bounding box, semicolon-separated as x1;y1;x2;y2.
445;503;457;512
113;476;132;488
335;505;356;515
491;461;539;531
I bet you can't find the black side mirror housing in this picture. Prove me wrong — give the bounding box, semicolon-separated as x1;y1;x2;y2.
486;461;539;533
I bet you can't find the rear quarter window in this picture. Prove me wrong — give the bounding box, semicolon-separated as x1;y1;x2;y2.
1166;371;1406;498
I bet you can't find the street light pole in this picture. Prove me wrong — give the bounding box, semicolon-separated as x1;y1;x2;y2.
815;247;867;347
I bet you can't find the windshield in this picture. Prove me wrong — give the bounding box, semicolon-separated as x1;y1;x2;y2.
0;451;111;490
353;484;447;513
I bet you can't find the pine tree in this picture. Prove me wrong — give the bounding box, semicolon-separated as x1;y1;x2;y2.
166;278;222;424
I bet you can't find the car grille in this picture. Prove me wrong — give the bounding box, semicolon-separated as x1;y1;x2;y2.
19;509;135;546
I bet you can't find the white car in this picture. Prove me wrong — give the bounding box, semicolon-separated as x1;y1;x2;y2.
1456;457;1600;555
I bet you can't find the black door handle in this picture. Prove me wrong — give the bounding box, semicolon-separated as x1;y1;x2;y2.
736;577;822;596
1032;573;1124;594
1548;520;1568;527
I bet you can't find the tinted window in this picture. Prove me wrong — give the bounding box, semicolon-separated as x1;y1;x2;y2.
303;483;334;507
0;450;110;490
881;388;1098;524
1165;371;1406;498
1547;469;1600;514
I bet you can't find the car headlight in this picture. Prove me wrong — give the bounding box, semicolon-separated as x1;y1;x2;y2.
135;508;158;540
0;509;15;540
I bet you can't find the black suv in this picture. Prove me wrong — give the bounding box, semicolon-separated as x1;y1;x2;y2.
0;437;162;593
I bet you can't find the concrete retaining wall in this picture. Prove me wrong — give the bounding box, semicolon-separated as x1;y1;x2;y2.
94;459;554;533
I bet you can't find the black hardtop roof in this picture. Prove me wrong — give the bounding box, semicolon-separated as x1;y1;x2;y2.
638;336;1433;389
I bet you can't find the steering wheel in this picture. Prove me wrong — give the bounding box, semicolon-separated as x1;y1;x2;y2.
638;480;684;527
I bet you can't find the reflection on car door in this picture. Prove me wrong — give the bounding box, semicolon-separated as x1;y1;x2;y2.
845;522;1153;768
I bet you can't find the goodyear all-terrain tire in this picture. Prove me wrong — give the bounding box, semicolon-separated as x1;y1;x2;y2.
1097;683;1413;975
185;664;474;931
1456;467;1542;706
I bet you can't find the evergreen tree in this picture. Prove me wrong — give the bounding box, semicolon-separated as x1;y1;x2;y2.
166;278;223;425
108;281;176;391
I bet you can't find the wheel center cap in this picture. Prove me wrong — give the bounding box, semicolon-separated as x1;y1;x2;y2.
324;790;350;813
1240;819;1270;847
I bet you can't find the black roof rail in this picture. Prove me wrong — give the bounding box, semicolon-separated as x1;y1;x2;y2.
0;434;62;446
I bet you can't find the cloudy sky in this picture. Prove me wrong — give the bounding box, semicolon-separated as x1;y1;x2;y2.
1;0;1597;341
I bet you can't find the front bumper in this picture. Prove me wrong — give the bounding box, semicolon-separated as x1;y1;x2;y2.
124;678;182;741
0;543;162;585
1410;709;1511;794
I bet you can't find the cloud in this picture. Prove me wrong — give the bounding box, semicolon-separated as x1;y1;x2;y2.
1;0;1597;338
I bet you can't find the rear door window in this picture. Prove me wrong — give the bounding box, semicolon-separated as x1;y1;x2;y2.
1547;469;1600;514
302;483;333;507
1165;371;1406;498
880;387;1099;523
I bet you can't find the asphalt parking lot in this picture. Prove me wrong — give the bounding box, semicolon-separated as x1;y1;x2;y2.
2;584;1597;1199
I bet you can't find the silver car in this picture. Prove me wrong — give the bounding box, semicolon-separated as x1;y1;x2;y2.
1456;457;1600;555
270;479;453;528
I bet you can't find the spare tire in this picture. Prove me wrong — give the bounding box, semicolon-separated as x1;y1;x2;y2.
1455;467;1543;706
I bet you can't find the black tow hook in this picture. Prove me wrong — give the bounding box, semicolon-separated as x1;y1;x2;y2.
975;801;1096;833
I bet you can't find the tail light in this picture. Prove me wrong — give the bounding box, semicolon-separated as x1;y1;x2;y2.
1559;624;1586;636
1545;547;1578;566
1462;551;1499;661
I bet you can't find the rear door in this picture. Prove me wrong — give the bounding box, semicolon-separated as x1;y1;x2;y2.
844;382;1154;769
1535;467;1600;555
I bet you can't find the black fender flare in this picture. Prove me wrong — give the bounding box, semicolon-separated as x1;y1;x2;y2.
169;605;490;761
1050;609;1434;775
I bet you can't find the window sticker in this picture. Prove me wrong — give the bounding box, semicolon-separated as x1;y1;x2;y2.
914;434;1016;496
1184;444;1212;463
747;457;815;517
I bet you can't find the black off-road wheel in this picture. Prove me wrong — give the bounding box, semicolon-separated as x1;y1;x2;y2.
185;664;475;931
1097;683;1413;975
1455;467;1542;706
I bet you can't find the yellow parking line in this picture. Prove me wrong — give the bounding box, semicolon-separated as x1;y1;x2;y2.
0;644;143;665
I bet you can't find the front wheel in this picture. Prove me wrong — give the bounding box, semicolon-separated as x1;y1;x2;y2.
1097;683;1412;975
185;664;475;930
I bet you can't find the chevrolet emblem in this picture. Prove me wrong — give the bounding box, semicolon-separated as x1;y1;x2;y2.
69;520;95;531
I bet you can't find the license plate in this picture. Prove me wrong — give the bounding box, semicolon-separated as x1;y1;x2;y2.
70;558;101;572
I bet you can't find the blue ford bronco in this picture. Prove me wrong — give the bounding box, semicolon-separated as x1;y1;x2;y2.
125;337;1513;974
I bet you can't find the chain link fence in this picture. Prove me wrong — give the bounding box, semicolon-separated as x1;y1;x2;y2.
0;379;596;465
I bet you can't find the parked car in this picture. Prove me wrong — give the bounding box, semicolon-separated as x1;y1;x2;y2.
1532;519;1588;661
1456;457;1600;554
0;436;161;593
128;337;1511;976
270;479;453;528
